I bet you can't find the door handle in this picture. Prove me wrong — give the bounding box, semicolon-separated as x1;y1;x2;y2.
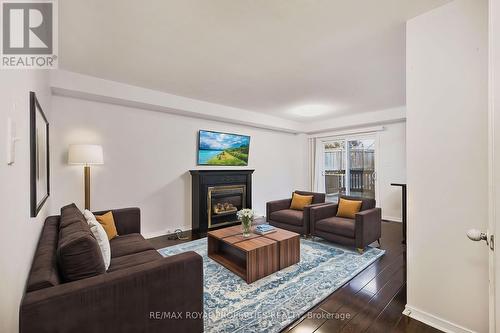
467;229;494;250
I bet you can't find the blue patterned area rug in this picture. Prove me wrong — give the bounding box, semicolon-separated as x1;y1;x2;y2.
160;238;384;333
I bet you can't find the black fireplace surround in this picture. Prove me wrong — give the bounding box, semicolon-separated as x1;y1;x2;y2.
190;170;254;233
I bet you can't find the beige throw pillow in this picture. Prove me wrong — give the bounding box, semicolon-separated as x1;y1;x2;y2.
84;210;111;271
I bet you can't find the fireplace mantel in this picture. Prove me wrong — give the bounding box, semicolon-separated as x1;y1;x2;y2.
190;170;254;232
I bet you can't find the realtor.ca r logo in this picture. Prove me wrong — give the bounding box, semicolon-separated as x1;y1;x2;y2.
1;0;58;69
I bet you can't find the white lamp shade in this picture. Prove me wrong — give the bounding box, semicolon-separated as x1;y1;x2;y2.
68;144;104;165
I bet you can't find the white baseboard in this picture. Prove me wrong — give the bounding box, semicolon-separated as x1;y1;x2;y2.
403;305;475;333
143;225;191;239
382;215;402;223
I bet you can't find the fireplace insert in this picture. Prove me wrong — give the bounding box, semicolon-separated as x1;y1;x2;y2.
207;185;246;228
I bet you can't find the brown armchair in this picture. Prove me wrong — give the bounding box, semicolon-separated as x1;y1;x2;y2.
266;190;326;235
310;195;381;252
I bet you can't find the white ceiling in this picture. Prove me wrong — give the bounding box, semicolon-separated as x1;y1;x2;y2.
59;0;450;122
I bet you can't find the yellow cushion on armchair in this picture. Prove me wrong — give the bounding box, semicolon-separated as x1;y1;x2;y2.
336;198;363;219
290;193;313;211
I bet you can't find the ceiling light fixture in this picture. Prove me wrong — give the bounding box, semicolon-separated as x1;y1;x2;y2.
288;104;337;117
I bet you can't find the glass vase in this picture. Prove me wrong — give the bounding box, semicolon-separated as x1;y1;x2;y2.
241;217;252;237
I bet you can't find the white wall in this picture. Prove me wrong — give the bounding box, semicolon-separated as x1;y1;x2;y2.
406;1;489;332
0;71;51;332
50;96;307;237
377;122;406;222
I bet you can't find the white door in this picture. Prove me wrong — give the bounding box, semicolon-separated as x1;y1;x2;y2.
469;1;499;331
491;0;500;331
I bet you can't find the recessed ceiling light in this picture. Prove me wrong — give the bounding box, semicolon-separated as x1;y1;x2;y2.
288;104;337;117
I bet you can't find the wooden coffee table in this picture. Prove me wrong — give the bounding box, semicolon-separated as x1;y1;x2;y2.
207;225;300;283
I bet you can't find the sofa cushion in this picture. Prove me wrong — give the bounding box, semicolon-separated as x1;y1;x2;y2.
110;233;155;258
60;203;85;229
58;203;105;282
315;217;355;238
107;250;161;272
270;209;304;226
26;216;61;292
57;232;106;282
59;204;93;241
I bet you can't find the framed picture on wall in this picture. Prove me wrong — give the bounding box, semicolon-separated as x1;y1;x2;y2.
197;130;250;166
30;91;50;217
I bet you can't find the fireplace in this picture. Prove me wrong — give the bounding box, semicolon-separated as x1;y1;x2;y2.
207;185;246;228
190;170;254;232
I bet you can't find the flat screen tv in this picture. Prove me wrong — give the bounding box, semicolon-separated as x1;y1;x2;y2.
197;130;250;166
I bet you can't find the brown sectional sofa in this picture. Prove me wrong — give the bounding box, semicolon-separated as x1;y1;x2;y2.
20;205;203;333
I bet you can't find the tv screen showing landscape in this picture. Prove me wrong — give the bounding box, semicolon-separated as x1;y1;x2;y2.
198;130;250;166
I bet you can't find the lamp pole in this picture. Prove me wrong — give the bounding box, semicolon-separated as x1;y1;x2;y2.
84;165;91;210
68;144;103;211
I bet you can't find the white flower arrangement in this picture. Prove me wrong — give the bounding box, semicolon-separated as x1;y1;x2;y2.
237;208;254;220
238;209;254;237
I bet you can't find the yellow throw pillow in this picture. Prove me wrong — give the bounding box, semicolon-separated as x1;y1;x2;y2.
336;198;363;219
290;193;314;211
96;211;118;240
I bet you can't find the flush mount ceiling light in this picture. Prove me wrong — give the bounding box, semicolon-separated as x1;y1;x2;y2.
288;104;337;118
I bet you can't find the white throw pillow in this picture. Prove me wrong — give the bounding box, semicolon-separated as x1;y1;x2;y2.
84;209;111;271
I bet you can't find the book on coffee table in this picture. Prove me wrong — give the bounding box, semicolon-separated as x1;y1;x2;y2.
255;229;276;235
254;224;276;235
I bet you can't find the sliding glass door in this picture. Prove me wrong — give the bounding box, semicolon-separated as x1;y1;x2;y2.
322;136;376;203
324;140;346;202
347;139;376;199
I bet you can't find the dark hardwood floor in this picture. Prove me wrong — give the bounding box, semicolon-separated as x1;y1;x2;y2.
149;222;442;333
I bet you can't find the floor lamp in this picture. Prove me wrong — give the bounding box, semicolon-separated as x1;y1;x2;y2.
68;144;104;210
